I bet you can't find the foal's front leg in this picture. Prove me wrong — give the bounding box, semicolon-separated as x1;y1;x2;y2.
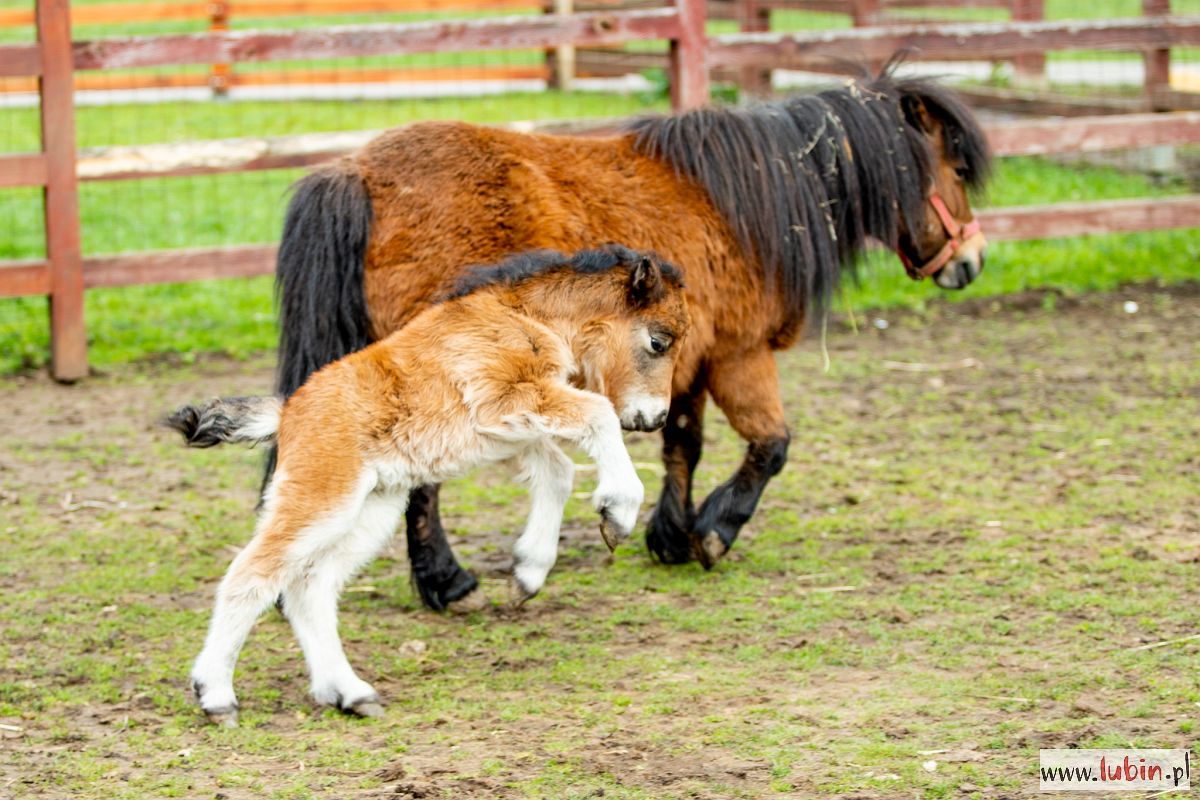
691;348;790;569
526;383;644;548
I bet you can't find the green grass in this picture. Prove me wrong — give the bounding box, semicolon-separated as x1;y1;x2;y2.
2;151;1197;374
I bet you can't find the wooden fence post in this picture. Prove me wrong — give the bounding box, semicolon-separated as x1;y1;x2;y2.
37;0;87;380
209;0;231;97
1143;0;1170;110
669;0;707;110
550;0;575;91
736;0;771;97
1011;0;1046;84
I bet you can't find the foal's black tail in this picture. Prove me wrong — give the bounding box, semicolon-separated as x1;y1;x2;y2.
264;161;374;486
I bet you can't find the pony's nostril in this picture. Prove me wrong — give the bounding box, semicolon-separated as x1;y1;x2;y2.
652;410;668;429
957;260;973;287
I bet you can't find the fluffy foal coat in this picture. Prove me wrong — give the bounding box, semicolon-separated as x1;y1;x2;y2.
168;247;688;725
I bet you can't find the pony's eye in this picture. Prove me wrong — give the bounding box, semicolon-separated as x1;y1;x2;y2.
649;335;671;354
954;166;969;179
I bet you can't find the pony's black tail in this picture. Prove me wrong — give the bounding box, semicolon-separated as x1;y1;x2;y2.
265;161;373;484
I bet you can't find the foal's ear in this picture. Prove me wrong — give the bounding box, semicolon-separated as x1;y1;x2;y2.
901;94;936;135
627;255;664;307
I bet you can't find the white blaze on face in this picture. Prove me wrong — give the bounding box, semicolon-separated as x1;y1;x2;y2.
616;325;673;430
619;393;669;431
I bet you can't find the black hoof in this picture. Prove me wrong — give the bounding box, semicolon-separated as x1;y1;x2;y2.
645;506;695;565
413;565;479;612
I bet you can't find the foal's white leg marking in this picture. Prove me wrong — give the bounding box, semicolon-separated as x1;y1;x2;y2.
282;489;404;715
581;405;644;544
190;532;289;723
533;389;643;544
511;442;575;600
190;468;386;723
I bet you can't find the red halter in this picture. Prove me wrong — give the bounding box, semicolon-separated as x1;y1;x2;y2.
899;194;983;280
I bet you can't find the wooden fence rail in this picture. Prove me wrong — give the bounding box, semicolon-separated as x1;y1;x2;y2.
0;0;1198;379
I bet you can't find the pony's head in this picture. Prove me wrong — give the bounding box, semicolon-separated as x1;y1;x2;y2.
888;76;992;290
570;248;689;432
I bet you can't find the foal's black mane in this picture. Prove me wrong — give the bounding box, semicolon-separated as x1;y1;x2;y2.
442;245;683;302
626;61;991;322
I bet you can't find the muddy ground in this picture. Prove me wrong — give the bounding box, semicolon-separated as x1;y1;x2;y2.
1;283;1197;799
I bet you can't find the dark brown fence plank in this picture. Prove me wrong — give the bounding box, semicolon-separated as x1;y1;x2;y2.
0;261;52;298
0;44;42;77
38;0;88;381
956;86;1147;117
72;8;682;69
64;195;1200;291
987;112;1200;157
979;196;1200;241
0;154;49;188
67;111;1200;182
83;245;277;288
707;17;1200;69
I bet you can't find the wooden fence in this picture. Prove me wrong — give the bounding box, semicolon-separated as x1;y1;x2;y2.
0;0;1198;379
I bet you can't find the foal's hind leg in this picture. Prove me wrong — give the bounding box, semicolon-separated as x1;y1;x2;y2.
510;442;575;604
281;492;403;717
646;386;707;564
691;348;790;569
191;523;295;726
405;484;484;612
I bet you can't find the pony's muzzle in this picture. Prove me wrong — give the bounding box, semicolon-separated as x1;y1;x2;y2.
934;232;987;290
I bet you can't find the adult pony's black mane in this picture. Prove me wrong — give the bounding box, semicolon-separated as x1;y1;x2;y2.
626;62;991;322
442;245;683;302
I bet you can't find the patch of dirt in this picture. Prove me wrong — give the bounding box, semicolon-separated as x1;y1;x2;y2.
2;283;1198;798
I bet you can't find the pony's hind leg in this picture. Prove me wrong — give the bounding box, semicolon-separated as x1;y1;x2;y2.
510;442;575;604
281;491;404;717
405;484;483;613
646;386;707;565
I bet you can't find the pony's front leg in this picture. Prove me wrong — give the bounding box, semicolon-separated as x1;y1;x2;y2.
646;387;707;564
692;348;790;569
509;442;575;605
405;484;485;612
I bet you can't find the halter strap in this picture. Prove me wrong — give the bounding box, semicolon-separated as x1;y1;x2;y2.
899;193;983;280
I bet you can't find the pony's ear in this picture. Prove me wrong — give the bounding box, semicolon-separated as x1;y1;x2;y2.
901;94;936;134
627;255;664;307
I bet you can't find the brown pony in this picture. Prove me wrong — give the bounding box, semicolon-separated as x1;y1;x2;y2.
169;246;689;725
269;64;992;611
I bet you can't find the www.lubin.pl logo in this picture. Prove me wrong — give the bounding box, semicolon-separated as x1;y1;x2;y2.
1040;749;1191;792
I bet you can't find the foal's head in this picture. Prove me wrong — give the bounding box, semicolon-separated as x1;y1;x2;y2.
567;248;689;432
447;247;689;432
891;80;992;290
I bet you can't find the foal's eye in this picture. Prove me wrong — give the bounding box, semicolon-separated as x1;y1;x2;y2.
649;335;671;355
954;166;970;180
